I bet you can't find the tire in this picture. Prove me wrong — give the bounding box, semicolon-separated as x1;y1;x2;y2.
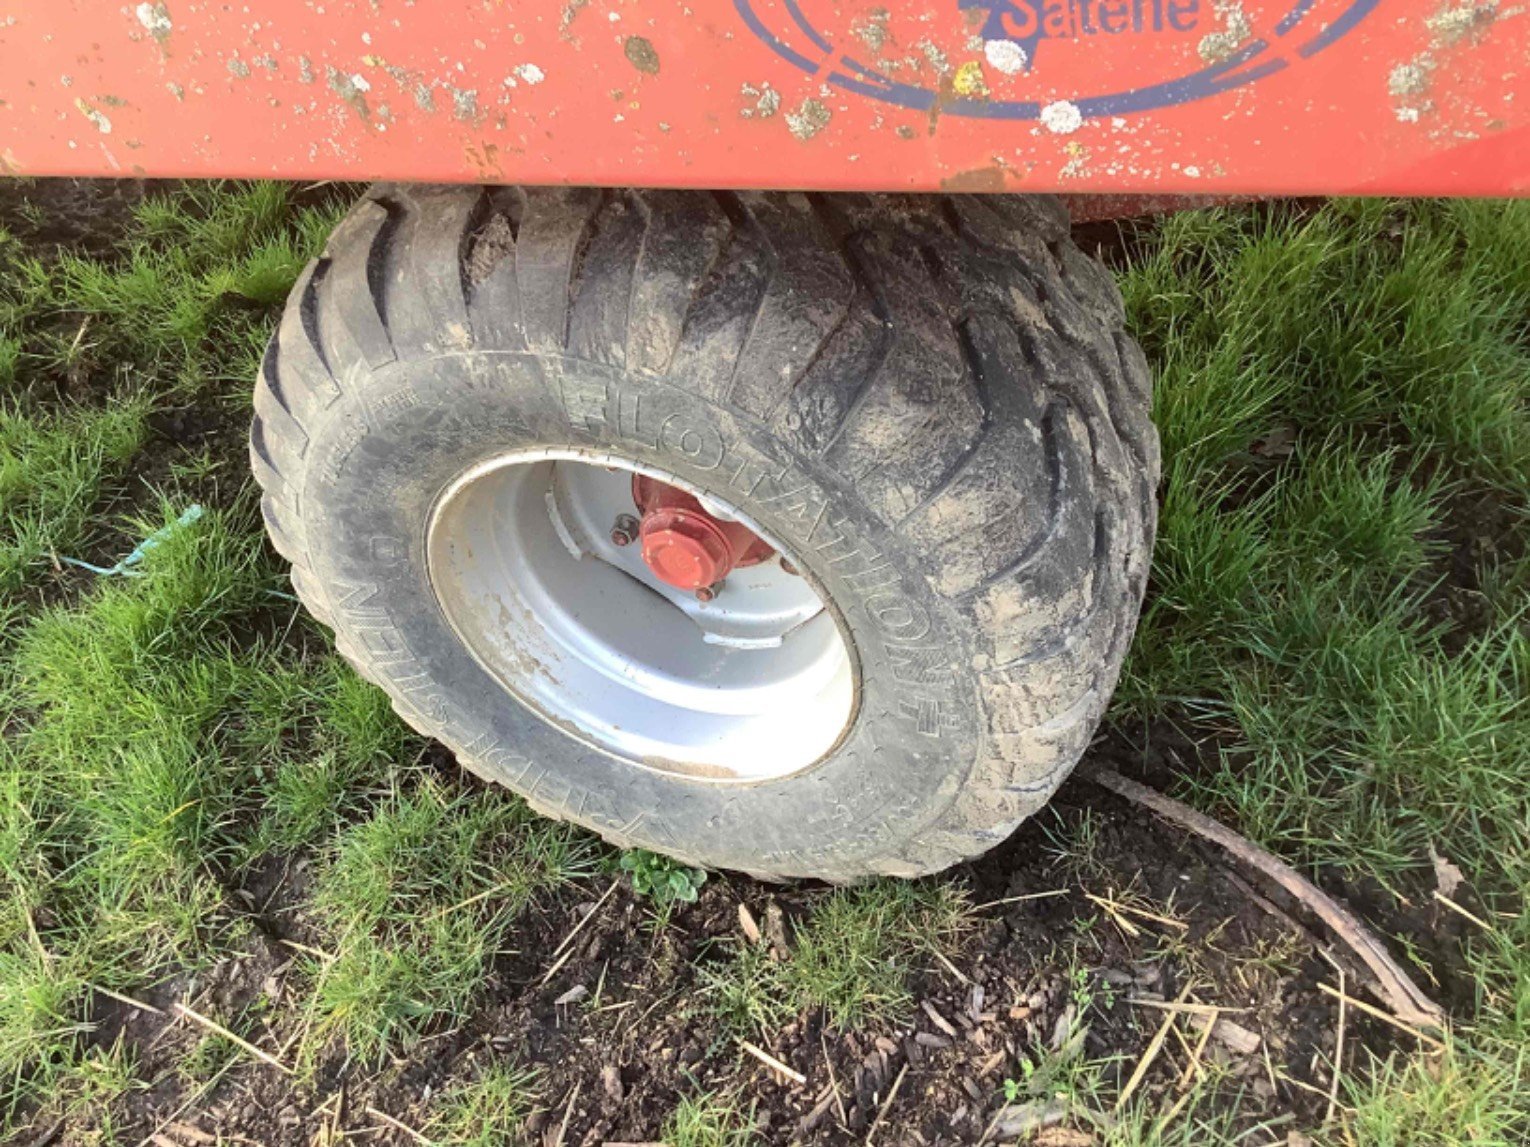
250;185;1159;881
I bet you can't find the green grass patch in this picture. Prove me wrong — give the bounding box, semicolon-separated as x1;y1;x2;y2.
0;181;408;1119
1117;197;1530;1141
1340;1039;1527;1147
303;778;593;1063
429;1064;540;1147
704;881;970;1034
0;496;417;1120
0;396;151;592
31;183;346;391
6;503;273;960
662;1093;758;1147
0;182;345;604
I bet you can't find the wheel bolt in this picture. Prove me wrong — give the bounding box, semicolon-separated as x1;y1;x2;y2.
610;514;639;547
695;582;722;603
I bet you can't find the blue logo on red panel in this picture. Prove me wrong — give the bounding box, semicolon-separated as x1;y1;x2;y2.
735;0;1381;123
961;0;1208;72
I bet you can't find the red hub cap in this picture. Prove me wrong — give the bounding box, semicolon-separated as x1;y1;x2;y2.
631;475;773;591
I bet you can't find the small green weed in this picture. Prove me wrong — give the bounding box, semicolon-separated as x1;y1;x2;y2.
620;849;707;907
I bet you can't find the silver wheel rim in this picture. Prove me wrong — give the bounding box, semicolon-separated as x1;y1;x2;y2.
426;449;857;783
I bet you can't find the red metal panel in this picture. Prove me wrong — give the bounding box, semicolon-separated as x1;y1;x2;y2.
1;1;1525;194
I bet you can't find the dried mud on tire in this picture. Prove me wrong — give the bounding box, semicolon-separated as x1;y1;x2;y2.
252;185;1159;879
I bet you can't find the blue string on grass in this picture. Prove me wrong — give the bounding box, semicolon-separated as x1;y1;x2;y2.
59;504;204;577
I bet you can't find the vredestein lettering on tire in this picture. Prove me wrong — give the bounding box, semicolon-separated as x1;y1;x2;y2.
249;186;1159;880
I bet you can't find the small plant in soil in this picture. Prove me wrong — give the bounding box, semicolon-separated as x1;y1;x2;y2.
619;849;707;908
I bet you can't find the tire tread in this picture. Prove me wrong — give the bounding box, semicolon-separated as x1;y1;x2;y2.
250;184;1159;879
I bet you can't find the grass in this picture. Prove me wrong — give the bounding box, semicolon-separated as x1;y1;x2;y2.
303;777;592;1062
662;1093;758;1147
0;182;429;1121
6;500;395;958
0;184;1525;1143
429;1063;541;1146
0;396;151;591
703;880;970;1034
0;497;408;1109
1114;198;1530;1142
0;180;594;1124
0;185;345;596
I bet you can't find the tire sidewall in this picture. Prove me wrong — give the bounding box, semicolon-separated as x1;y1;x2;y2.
302;350;982;877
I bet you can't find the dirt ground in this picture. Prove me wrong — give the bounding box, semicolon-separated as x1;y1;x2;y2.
75;767;1393;1146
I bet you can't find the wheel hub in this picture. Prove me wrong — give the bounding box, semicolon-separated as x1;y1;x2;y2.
425;450;856;782
631;474;774;593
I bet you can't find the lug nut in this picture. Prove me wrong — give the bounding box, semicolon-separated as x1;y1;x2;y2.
695;582;722;603
610;514;639;547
